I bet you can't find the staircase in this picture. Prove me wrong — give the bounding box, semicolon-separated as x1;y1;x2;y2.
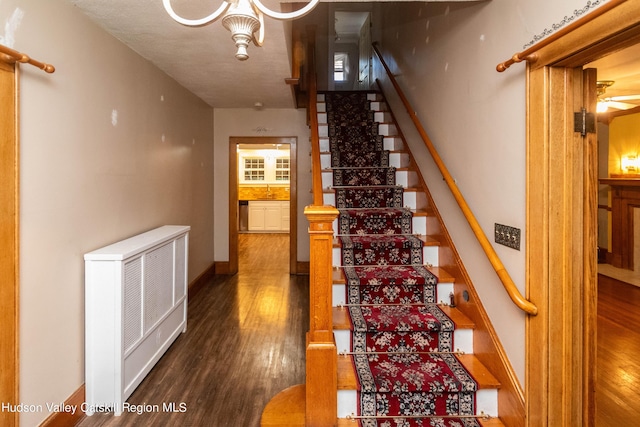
316;91;506;426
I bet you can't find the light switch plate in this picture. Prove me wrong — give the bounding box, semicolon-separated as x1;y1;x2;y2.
495;223;521;250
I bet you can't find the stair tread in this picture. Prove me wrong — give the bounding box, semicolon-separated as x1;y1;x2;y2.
333;305;475;330
337;353;501;390
428;266;456;282
333;234;440;247
334;206;433;218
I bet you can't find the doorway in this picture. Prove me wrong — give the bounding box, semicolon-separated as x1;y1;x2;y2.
330;7;372;91
524;2;640;425
229;137;298;275
0;60;19;427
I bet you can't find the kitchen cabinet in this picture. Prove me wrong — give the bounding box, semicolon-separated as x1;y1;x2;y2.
248;201;290;231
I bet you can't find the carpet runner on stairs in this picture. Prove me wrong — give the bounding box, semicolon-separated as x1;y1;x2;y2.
325;91;485;427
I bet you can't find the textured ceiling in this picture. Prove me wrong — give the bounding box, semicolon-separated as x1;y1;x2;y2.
69;0;296;108
68;0;640;110
68;0;484;109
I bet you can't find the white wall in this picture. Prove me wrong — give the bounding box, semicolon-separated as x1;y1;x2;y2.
374;0;599;385
213;108;311;262
1;1;215;425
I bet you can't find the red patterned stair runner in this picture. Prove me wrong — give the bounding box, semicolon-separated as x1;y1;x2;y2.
326;91;481;427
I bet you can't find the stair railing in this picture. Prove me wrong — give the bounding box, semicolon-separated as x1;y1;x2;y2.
307;27;324;207
372;42;538;316
304;26;340;426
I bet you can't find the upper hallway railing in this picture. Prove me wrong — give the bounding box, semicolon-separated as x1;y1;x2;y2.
372;42;538;316
306;28;324;206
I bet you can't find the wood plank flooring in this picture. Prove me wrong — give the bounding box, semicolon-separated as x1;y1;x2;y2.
596;273;640;425
77;233;308;427
75;239;639;426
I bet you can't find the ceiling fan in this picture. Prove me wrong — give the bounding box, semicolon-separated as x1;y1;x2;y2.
597;80;640;112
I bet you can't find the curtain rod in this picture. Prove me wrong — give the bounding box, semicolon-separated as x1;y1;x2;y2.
496;0;626;72
0;43;55;73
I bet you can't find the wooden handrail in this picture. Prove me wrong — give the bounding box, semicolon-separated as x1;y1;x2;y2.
0;43;55;73
496;0;626;72
372;43;538;316
307;27;323;206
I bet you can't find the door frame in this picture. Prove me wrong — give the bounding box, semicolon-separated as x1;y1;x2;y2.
525;2;640;425
229;136;298;274
0;59;19;427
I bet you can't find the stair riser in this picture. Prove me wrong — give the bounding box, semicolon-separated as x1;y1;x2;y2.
332;246;439;268
317;123;397;138
332;282;455;307
333;327;473;355
338;389;498;418
321;170;419;189
317;112;394;124
323;187;424;209
332;215;426;237
320;151;410;169
320;136;403;152
337;389;498;419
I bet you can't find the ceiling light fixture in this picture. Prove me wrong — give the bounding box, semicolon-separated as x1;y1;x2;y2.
163;0;319;61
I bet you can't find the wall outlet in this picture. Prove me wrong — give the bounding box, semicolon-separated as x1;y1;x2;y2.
495;223;521;250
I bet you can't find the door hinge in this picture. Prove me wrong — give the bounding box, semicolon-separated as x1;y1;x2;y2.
574;107;595;137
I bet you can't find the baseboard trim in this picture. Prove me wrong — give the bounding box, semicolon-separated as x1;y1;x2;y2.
188;261;216;299
39;385;85;427
296;261;309;275
214;261;232;275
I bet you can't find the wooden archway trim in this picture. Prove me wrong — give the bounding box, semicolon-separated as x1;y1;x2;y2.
0;60;19;427
525;1;640;425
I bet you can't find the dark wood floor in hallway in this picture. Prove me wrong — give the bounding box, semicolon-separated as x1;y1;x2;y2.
77;233;308;427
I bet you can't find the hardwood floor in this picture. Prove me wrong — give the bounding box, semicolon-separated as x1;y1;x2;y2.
596;273;640;425
77;233;308;427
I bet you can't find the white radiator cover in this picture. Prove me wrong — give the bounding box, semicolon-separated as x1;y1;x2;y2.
84;225;190;415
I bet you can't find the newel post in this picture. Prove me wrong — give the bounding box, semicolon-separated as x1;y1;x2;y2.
304;205;339;427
